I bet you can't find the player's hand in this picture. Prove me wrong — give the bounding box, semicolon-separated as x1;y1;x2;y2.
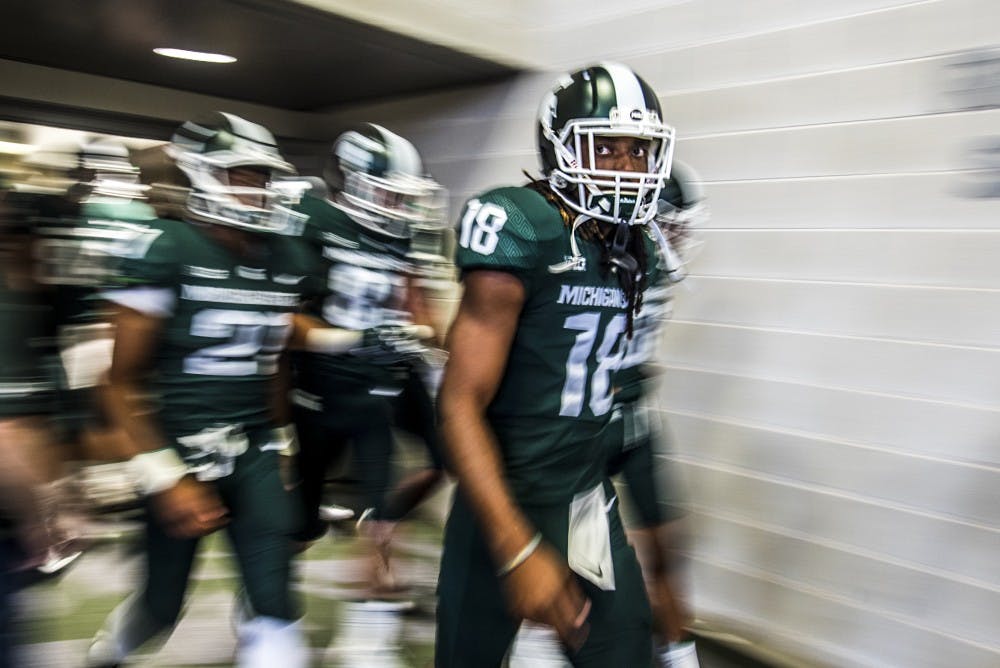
150;476;228;538
501;541;592;653
15;518;54;570
278;453;299;491
352;323;433;365
269;424;301;491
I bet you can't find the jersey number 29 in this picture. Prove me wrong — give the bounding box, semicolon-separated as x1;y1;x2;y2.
184;309;291;377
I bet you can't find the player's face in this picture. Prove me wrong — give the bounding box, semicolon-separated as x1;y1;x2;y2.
584;136;651;174
227;167;269;207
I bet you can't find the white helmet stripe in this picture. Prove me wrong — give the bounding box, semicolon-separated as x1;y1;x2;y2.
375;125;423;176
600;61;648;115
220;111;278;147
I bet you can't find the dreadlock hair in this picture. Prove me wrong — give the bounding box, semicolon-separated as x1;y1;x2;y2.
523;172;650;338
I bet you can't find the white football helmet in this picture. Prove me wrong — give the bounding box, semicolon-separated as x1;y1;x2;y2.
168;112;295;232
21;136;146;201
324;123;445;239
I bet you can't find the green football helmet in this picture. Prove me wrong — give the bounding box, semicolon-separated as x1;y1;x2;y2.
537;62;675;227
168;111;295;232
323;123;445;239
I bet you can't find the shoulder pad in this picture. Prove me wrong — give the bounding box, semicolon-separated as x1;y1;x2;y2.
107;218;180;288
297;195;357;245
454;186;564;272
82;199;157;223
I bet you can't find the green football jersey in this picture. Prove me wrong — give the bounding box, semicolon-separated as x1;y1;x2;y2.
454;186;662;502
106;217;324;435
293;194;413;389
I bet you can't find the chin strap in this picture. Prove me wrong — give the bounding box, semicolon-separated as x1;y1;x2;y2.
608;221;639;277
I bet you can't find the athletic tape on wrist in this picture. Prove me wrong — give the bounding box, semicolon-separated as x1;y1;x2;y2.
304;328;363;354
129;448;189;496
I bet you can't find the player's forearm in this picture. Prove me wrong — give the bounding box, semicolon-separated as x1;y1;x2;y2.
0;422;47;525
269;353;292;425
288;313;362;353
101;378;168;458
405;280;443;346
439;270;532;562
439;401;536;562
101;378;192;495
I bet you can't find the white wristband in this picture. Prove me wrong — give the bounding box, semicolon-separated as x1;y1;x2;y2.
129;448;189;495
497;532;543;577
304;328;363;354
405;324;435;340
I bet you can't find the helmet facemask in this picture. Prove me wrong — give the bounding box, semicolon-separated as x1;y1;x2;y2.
328;124;446;240
168;112;295;233
176;158;285;232
541;106;675;227
337;167;445;239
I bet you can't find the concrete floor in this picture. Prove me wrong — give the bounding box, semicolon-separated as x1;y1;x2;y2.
15;516;774;668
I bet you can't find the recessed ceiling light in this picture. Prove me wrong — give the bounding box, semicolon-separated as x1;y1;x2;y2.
153;48;237;64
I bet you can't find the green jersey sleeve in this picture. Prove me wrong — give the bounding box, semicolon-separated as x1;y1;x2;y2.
453;187;565;278
108;219;178;289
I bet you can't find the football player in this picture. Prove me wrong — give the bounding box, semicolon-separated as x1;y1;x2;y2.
0;181;67;665
605;161;708;668
436;62;675;666
287;124;445;664
289;123;445;584
0;139;154;582
85;112;324;668
27;139;157;524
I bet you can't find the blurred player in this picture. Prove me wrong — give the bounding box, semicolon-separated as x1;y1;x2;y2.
27;139;157;523
288;124;446;665
1;138;152;579
604;161;708;668
85;112;322;668
437;62;675;666
0;181;68;665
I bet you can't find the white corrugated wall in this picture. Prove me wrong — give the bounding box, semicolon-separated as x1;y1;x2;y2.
323;1;1000;666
